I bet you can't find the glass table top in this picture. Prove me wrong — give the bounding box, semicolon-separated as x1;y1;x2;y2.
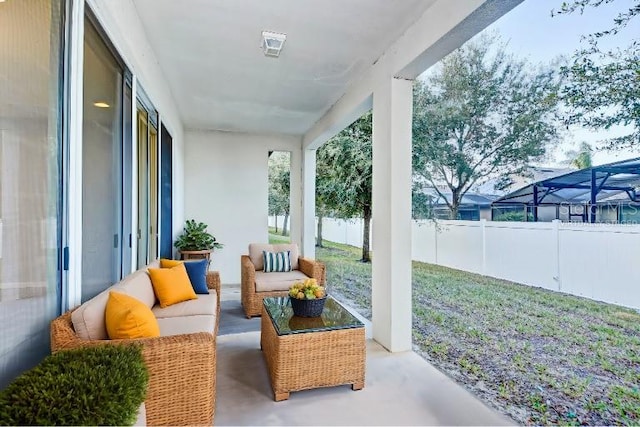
263;296;364;336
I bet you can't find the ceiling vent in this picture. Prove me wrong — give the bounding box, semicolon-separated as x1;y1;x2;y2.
261;31;286;58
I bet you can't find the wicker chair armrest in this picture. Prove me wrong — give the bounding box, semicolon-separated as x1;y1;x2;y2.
51;311;217;426
206;271;221;336
52;312;215;354
298;257;323;281
206;271;220;293
241;255;256;292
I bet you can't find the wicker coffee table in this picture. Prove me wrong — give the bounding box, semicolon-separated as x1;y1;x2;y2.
261;296;366;401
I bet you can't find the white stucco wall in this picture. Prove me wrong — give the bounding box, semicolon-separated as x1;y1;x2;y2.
184;131;302;284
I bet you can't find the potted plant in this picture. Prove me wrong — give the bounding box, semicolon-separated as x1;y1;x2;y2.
174;219;223;261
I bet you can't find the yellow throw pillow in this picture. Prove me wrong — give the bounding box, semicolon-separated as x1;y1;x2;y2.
105;291;160;339
160;258;183;268
148;263;197;308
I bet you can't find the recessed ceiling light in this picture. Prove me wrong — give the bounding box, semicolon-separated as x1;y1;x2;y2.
93;102;110;108
261;31;286;58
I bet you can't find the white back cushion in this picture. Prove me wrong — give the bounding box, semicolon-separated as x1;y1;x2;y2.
248;243;299;270
71;266;157;340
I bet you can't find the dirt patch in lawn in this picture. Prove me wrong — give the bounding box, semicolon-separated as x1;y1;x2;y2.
318;242;640;426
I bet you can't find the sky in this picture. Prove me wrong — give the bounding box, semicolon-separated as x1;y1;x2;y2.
421;0;639;168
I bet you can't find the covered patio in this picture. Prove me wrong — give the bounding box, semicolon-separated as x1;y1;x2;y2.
91;0;523;352
82;0;523;423
2;0;526;423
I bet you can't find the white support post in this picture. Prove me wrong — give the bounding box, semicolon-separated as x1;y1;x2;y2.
481;219;487;275
66;0;85;310
289;147;302;250
552;219;561;291
301;148;316;259
371;77;413;352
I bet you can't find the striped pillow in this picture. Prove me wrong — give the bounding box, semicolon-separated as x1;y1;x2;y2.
262;250;292;273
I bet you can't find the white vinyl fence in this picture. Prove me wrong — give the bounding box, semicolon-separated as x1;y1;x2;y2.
269;216;368;248
269;215;640;310
413;219;640;310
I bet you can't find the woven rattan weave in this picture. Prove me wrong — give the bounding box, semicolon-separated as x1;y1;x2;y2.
50;271;221;426
241;255;324;318
260;296;365;401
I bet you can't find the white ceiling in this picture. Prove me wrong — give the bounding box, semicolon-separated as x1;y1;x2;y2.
133;0;437;135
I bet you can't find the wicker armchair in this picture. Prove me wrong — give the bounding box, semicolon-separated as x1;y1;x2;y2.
50;272;220;427
241;244;324;318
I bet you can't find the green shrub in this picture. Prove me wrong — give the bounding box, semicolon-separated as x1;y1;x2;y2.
0;344;148;426
493;209;532;222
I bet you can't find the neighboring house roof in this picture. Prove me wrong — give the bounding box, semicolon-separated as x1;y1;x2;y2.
420;187;498;208
415;165;573;208
493;157;640;205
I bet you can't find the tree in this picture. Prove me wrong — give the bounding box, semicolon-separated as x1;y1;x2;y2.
412;34;561;220
267;152;290;235
316;112;373;262
553;0;639;149
411;181;435;220
315;148;340;247
563;141;594;169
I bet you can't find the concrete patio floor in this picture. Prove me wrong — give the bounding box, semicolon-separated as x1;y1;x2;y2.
215;286;514;426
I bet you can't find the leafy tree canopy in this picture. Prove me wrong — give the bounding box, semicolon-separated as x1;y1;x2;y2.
412;33;561;219
317;111;372;221
563;141;594;169
316;111;373;261
553;0;640;149
268;151;290;217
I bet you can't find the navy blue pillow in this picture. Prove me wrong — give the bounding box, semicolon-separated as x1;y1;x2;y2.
183;259;209;294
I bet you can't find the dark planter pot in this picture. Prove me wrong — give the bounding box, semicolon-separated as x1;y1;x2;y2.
290;296;327;317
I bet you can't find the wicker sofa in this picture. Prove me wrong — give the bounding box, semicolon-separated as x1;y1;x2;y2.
241;243;324;318
50;261;220;426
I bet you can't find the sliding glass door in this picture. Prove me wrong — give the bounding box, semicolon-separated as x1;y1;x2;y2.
81;16;129;301
0;0;64;387
136;97;158;268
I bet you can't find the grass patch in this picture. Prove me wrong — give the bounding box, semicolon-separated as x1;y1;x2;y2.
268;227;291;244
308;236;640;426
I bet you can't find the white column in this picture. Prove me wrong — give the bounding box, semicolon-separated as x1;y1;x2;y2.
301;148;316;259
372;77;413;352
66;0;85;310
289;147;302;250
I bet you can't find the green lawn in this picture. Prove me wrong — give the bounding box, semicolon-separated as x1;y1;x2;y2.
273;233;640;426
267;227;291;245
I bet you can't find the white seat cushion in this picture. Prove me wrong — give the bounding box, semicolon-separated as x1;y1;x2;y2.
152;292;217;318
156;315;216;336
254;270;309;292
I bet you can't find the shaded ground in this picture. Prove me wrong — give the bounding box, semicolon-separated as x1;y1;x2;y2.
312;238;640;426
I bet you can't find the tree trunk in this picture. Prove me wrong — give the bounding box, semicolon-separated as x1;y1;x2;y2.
282;213;289;236
316;214;324;247
274;215;279;233
450;190;460;220
362;205;372;263
449;204;460;220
